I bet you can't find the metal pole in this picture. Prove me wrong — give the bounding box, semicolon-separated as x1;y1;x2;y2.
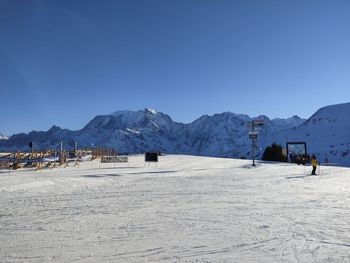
252;121;255;166
252;138;255;166
124;134;126;155
60;141;63;165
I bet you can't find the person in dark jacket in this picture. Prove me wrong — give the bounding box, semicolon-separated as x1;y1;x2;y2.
311;155;317;175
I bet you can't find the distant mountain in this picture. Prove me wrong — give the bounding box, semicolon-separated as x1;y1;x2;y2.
0;108;305;157
3;103;350;166
271;116;305;131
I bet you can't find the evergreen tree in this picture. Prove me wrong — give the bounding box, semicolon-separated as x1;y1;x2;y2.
262;143;287;162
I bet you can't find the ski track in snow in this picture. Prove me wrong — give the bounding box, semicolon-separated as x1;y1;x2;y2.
0;155;350;262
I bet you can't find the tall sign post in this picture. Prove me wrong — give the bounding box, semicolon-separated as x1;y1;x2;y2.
247;120;264;166
60;141;64;165
28;141;33;153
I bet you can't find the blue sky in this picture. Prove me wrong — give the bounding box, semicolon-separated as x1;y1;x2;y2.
0;0;349;135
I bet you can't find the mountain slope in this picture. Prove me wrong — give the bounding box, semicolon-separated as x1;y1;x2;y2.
266;102;350;165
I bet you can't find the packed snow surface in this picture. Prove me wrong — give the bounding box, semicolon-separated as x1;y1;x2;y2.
1;155;350;262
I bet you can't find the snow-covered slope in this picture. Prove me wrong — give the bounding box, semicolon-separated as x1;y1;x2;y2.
1;155;350;262
266;102;350;165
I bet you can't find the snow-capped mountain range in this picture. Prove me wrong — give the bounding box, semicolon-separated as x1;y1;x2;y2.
1;103;350;165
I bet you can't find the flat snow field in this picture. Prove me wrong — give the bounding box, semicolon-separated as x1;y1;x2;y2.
1;155;350;262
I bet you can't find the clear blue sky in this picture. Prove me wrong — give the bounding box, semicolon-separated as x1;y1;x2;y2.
1;0;349;135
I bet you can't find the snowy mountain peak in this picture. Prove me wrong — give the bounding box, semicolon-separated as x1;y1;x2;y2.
271;115;305;130
0;133;9;140
48;125;62;133
111;108;158;118
145;108;157;115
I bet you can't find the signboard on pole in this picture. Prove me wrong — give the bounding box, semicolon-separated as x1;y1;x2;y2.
246;120;264;129
28;141;33;152
253;119;264;125
145;152;158;162
249;132;258;139
247;120;264;166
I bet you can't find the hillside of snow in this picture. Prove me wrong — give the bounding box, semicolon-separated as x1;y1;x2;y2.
266;103;350;166
1;155;350;262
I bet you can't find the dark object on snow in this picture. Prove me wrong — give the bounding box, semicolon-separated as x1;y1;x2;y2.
145;152;158;162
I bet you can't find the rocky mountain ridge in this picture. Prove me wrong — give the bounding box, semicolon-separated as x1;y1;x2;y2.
1;103;350;165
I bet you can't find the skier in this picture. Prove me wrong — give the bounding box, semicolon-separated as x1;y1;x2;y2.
311;155;317;175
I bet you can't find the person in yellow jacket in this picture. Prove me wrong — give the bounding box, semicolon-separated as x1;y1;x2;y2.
311;155;317;175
